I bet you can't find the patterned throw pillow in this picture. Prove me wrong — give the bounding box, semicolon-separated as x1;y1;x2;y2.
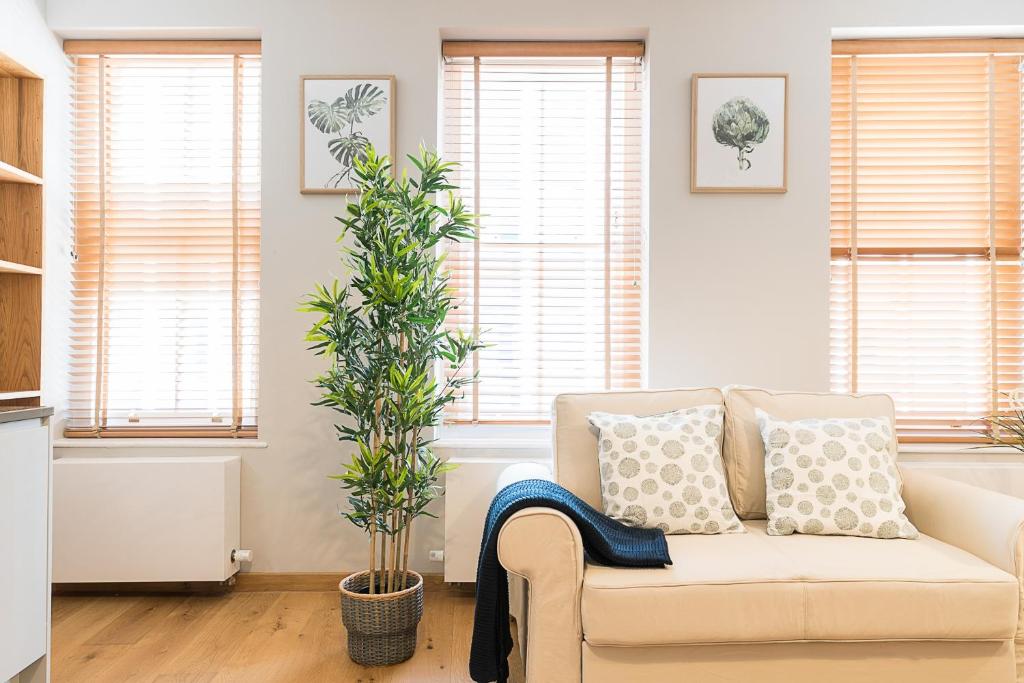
757;409;918;539
588;405;744;534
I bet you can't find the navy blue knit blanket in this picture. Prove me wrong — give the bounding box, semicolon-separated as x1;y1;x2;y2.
469;479;672;683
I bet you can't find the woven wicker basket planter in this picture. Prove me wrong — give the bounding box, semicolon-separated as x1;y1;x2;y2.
339;570;424;666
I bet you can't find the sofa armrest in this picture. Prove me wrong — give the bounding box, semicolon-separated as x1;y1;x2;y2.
901;467;1024;577
901;468;1024;679
496;461;556;667
498;507;584;683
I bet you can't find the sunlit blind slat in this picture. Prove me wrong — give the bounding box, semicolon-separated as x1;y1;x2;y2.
68;47;261;436
442;45;645;422
830;46;1023;442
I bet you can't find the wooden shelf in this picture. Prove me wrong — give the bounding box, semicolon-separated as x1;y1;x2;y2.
0;53;38;79
0;53;44;411
0;390;41;401
0;259;42;275
0;160;42;185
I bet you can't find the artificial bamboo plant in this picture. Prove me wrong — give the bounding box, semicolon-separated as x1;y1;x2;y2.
977;391;1024;453
303;147;480;594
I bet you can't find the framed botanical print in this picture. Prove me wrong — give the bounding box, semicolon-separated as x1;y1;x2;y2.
300;75;396;194
691;73;788;193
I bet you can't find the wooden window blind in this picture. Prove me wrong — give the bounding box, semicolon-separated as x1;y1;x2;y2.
441;41;645;423
65;41;261;437
830;39;1024;442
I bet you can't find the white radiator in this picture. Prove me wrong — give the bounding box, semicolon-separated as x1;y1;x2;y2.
443;455;551;582
52;455;241;583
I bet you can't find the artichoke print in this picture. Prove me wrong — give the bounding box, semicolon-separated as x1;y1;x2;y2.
711;96;770;171
307;83;387;188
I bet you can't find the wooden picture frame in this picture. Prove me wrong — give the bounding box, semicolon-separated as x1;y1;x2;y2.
690;73;788;193
300;74;396;195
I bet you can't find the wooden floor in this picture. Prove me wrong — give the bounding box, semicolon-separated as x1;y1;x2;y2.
51;585;524;683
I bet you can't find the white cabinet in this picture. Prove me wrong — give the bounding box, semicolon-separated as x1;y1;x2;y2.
0;412;52;683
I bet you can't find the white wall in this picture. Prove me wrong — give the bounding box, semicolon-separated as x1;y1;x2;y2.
40;0;1024;573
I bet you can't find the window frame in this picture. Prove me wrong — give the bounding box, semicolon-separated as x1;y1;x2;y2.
440;40;647;424
63;39;261;439
829;37;1024;443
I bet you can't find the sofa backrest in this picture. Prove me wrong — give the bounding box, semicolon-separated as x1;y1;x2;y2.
550;386;900;519
722;387;899;519
552;388;724;509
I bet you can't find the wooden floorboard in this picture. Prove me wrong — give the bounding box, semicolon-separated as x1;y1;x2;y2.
51;587;525;683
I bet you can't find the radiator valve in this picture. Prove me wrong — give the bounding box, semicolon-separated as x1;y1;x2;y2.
231;549;254;564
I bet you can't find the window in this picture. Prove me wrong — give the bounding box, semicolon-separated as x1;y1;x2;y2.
830;39;1024;442
65;41;261;437
441;41;645;423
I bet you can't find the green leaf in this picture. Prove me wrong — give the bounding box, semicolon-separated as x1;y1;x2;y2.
307;98;346;134
328;132;371;167
343;83;387;124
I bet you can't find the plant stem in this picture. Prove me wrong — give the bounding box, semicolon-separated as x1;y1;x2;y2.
371;392;384;593
368;517;376;595
392;495;400;591
324;169;344;189
379;526;388;593
400;515;413;590
389;520;398;593
400;426;420;590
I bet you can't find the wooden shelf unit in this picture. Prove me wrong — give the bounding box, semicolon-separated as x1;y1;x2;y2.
0;259;42;275
0;159;42;184
0;389;41;401
0;52;43;409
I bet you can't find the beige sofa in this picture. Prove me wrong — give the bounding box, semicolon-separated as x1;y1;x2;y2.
498;387;1024;683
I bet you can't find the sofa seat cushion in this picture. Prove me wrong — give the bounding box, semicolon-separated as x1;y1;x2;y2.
581;521;1018;646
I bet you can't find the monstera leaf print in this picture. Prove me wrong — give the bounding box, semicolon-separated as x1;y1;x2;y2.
307;98;347;134
328;131;371;169
342;84;386;124
307;82;388;189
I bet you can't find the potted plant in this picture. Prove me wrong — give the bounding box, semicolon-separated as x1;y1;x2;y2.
302;147;480;666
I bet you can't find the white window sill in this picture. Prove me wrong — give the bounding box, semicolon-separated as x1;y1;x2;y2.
898;442;1024;463
433;423;551;454
432;437;550;454
432;438;550;460
55;438;268;449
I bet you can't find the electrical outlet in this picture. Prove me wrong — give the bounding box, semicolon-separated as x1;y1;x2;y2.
429;550;444;562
